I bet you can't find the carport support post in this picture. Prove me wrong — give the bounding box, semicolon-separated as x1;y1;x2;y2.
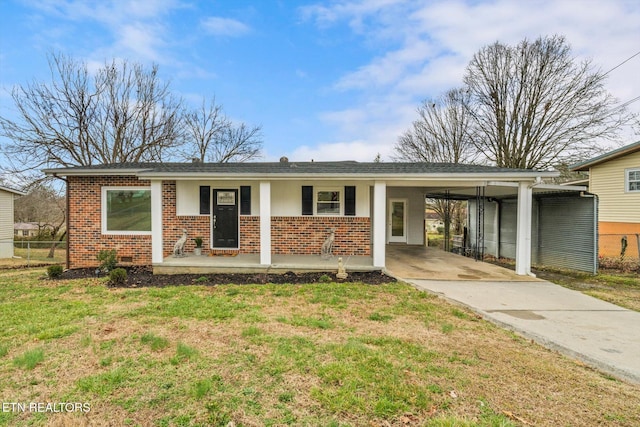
515;181;533;276
373;181;386;268
260;181;271;265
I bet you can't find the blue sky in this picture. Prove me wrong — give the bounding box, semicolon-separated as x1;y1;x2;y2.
1;0;639;164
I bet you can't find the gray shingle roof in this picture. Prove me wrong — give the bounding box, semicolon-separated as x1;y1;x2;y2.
45;161;542;176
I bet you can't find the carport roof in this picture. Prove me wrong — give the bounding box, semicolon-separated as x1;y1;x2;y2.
44;161;558;180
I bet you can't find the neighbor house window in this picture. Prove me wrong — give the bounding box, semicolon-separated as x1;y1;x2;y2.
102;187;152;234
627;168;640;192
316;189;341;215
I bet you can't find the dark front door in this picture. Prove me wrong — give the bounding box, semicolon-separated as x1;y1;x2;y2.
212;189;239;248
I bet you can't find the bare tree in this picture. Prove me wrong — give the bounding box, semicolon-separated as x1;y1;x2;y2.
0;52;184;170
213;122;263;163
394;88;477;164
14;181;66;257
464;35;630;169
180;97;263;163
182;97;229;162
394;89;475;234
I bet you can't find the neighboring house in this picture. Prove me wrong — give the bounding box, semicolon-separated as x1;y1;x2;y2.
45;160;573;276
14;222;41;238
424;210;444;233
0;185;27;258
572;141;640;258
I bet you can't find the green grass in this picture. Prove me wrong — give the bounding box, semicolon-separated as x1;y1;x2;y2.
0;268;639;426
140;332;170;351
13;348;44;370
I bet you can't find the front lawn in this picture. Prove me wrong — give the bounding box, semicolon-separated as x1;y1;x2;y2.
0;268;638;426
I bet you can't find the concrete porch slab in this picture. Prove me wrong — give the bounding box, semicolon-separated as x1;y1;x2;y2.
153;253;375;275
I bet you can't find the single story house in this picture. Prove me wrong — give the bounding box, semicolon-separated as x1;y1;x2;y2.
45;160;571;276
0;185;27;258
14;222;43;238
571;140;640;258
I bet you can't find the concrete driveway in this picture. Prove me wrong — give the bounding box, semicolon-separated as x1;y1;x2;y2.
385;245;640;384
386;245;538;281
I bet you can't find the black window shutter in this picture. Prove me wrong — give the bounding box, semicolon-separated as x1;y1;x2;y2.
345;186;356;216
199;186;210;215
240;186;251;215
302;186;313;215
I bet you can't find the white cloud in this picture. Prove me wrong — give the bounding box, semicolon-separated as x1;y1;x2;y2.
24;0;185;64
304;0;640;157
289;140;394;162
201;17;251;37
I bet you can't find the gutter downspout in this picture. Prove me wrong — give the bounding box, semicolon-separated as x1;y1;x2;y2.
53;173;70;270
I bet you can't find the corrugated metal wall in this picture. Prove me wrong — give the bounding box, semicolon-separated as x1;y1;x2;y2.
469;193;597;274
536;195;597;273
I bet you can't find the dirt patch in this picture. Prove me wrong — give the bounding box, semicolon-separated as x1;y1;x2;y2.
58;266;395;287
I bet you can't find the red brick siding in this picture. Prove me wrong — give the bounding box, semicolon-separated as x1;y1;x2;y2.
161;181;209;256
68;178;371;268
239;216;260;253
271;216;371;255
67;176;152;268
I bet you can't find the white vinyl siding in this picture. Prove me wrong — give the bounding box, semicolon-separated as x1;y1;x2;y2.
0;190;15;258
589;150;640;223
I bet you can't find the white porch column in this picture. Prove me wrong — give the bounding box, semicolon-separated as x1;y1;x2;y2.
515;181;533;275
373;181;386;268
259;181;271;266
150;180;163;264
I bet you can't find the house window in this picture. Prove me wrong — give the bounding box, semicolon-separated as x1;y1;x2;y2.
102;187;152;234
626;168;640;192
316;189;341;215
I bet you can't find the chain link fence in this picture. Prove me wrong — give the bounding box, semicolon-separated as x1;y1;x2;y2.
598;233;640;271
0;239;67;268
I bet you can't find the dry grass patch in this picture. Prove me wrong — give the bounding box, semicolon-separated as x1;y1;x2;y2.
0;269;638;426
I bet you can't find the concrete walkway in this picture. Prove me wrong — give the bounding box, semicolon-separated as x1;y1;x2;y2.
385;247;640;385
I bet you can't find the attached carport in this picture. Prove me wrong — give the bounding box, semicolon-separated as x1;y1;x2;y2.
424;182;597;275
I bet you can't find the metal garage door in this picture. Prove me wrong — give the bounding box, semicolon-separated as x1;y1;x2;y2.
536;195;597;274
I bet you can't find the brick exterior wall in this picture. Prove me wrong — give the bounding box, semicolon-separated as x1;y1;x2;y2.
271;216;371;256
67;176;152;268
162;181;209;257
67;178;371;268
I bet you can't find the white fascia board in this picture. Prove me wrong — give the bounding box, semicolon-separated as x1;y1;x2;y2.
43;168;152;177
533;183;588;192
136;171;560;181
0;186;27;195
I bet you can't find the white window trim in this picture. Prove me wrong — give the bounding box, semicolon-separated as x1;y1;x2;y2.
315;188;343;216
101;186;152;235
625;168;640;193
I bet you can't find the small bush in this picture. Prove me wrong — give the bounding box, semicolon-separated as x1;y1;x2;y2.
97;249;118;272
47;264;64;279
319;274;332;283
109;268;127;285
